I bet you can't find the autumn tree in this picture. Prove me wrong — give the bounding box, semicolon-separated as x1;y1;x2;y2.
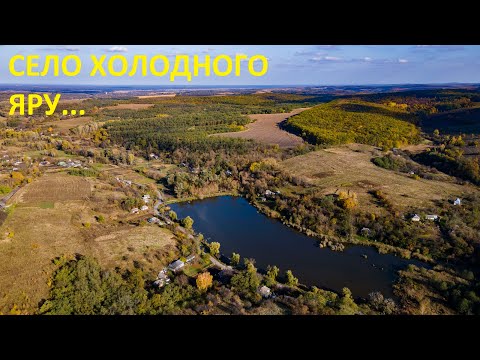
209;242;220;258
337;191;358;210
181;216;194;230
196;272;213;292
285;270;298;286
169;210;177;221
265;265;280;286
231;252;240;267
337;287;359;315
11;171;25;186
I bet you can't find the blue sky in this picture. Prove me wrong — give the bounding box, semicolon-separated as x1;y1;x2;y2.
1;45;479;85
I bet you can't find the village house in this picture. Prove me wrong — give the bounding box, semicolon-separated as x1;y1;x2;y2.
142;194;151;204
186;254;195;264
411;214;421;222
265;190;275;197
148;217;160;224
149;153;159;160
425;214;439;221
131;207;139;214
153;270;171;288
140;205;149;211
454;198;462;206
168;260;185;273
258;285;271;298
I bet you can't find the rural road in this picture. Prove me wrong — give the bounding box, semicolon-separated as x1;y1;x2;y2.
153;190;163;216
209;255;232;271
0;186;21;210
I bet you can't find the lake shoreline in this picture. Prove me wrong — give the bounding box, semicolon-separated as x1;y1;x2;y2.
171;196;429;298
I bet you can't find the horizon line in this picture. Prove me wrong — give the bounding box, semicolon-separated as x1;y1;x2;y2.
0;82;479;88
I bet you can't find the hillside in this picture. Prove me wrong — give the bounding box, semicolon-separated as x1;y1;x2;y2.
284;100;421;148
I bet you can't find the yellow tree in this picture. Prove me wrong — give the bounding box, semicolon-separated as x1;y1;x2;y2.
196;272;213;292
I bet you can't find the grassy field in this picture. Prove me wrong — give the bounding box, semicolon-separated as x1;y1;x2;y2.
0;173;175;314
44;116;94;132
214;108;308;148
279;143;472;213
14;173;91;205
103;166;157;185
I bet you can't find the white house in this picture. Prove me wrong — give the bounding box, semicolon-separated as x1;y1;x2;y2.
131;208;139;214
258;285;271;298
454;198;461;206
425;214;439;221
141;205;149;211
411;214;421;222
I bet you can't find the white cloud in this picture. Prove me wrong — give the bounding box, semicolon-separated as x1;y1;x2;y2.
414;45;464;51
398;58;408;63
364;57;372;61
310;56;342;62
107;46;128;53
38;45;80;52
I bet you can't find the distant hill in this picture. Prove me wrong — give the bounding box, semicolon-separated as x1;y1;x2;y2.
422;106;480;135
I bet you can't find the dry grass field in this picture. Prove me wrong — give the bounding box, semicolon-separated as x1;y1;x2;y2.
44;116;94;131
215;108;308;148
0;173;175;313
14;173;91;205
280;143;472;213
103;166;157;185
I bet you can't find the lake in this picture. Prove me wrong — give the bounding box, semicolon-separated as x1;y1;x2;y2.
171;196;426;298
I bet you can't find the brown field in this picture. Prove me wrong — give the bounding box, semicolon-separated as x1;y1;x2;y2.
12;173;91;205
214;108;309;148
0;173;176;313
44;116;93;131
400;142;433;154
280;143;473;212
102;103;154;110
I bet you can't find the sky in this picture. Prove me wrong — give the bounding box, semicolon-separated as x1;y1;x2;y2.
1;45;480;86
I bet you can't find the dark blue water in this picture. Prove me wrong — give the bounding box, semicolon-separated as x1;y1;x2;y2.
171;196;426;298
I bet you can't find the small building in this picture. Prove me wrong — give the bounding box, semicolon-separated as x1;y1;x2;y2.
153;271;170;288
225;170;232;176
148;217;160;224
258;285;271;298
149;153;159;160
425;214;439;221
454;198;462;206
141;205;149;211
265;190;275;197
186;255;195;263
131;208;139;214
411;214;421;222
143;194;151;204
57;161;67;167
168;260;185;273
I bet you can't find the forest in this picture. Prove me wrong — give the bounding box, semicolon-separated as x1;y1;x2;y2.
284;100;421;148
